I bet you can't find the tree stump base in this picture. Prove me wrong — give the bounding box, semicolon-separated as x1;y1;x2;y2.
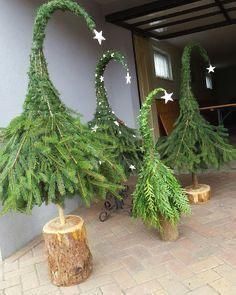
159;217;179;241
185;184;211;204
43;215;92;287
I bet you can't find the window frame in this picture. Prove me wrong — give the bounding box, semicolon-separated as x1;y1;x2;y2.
153;48;173;81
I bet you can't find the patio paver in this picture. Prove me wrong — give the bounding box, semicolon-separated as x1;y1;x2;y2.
0;171;236;294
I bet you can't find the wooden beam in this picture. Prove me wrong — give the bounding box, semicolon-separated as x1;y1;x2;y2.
115;21;160;40
132;2;218;27
144;7;236;31
105;0;201;23
144;11;222;31
157;20;236;40
113;0;235;28
214;0;232;23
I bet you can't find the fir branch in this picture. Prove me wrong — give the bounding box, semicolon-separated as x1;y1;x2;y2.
132;88;190;230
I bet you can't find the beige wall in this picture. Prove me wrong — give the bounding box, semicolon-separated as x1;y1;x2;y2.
150;40;182;100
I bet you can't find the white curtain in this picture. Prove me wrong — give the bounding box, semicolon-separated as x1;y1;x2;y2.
154;51;171;79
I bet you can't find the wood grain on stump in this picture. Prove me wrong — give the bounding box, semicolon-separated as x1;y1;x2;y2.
159;217;179;241
43;215;92;287
185;184;211;204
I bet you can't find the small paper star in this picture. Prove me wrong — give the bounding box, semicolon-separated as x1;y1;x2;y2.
129;165;136;171
133;135;136;138
91;125;98;132
99;161;102;165
114;121;119;126
93;30;105;45
207;64;215;73
161;91;173;104
119;131;122;135
126;72;131;84
112;111;115;114
111;53;115;57
100;76;104;82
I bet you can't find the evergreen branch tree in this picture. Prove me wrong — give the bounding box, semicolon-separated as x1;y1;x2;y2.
157;43;236;186
0;0;125;216
89;50;143;176
132;88;190;230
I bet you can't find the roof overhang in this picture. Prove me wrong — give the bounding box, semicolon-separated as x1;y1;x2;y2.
105;0;236;40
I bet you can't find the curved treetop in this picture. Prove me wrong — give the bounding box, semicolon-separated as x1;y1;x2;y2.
95;50;129;111
139;88;165;154
179;42;209;114
89;50;142;175
32;0;96;50
24;0;97;114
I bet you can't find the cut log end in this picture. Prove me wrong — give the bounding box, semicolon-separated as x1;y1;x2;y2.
159;217;179;241
43;215;92;287
185;184;211;204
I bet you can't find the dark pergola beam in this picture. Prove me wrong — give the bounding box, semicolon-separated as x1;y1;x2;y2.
144;7;236;32
144;11;222;32
114;21;160;40
132;2;218;27
105;0;201;23
157;20;236;40
131;0;235;28
215;0;232;23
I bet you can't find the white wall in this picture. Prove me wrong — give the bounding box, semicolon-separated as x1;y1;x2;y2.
0;0;140;258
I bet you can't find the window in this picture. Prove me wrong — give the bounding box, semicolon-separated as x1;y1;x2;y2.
206;74;213;89
153;50;173;80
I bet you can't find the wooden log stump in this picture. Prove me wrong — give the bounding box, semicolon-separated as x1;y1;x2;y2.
43;215;92;287
159;217;179;241
185;184;211;204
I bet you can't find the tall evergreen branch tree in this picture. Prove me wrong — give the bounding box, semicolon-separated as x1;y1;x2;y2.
157;43;236;187
132;88;190;235
0;0;125;219
89;50;142;176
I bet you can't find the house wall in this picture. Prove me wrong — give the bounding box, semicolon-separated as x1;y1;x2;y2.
0;0;139;259
151;40;182;101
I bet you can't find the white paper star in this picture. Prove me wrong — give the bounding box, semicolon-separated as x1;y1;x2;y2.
112;111;115;114
91;125;98;132
133;135;136;138
119;131;122;135
126;72;131;84
111;53;115;57
100;76;104;82
93;30;105;45
161;91;174;104
99;161;102;165
129;165;136;171
207;64;215;73
114;121;119;126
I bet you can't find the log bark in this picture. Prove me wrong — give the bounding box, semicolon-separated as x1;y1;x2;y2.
185;184;211;204
192;173;199;189
43;215;92;287
159;217;179;241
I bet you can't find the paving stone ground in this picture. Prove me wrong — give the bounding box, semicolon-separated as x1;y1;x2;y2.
1;172;236;295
